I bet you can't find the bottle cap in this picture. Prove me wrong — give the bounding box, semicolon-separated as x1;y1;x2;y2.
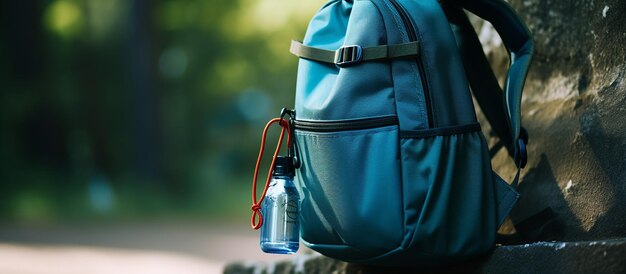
272;156;295;177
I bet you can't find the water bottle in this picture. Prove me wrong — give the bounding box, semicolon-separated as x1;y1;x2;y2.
260;156;300;254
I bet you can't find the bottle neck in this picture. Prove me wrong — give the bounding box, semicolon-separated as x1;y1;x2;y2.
271;175;295;187
272;174;294;180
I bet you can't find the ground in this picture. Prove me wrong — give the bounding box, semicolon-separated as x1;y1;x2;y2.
0;220;301;274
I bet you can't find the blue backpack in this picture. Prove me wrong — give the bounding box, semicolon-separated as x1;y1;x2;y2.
287;0;533;266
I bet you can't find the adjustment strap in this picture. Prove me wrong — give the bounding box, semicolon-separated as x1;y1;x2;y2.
290;40;420;67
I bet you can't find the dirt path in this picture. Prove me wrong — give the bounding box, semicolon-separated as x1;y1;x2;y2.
0;244;223;274
0;220;308;273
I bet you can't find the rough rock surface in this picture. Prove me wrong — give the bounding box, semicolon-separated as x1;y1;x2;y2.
477;0;626;241
224;240;626;274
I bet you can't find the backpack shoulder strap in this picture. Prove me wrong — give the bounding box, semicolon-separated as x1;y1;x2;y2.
444;1;555;241
445;0;533;169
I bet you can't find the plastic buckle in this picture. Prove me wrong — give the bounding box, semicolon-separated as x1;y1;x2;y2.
334;45;363;67
515;138;528;169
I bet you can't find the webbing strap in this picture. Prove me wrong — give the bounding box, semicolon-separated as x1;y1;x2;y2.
289;40;420;66
511;165;521;188
445;4;514;154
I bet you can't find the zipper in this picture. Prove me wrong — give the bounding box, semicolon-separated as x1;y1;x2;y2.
388;0;434;128
293;116;399;132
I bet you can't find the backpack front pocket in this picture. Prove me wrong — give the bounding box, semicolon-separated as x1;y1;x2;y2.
294;116;404;260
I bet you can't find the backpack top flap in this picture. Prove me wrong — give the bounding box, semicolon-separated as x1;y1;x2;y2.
295;0;477;131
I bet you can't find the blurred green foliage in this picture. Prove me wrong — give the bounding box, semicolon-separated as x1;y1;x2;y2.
0;0;326;223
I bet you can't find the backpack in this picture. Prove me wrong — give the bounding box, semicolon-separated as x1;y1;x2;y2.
287;0;533;266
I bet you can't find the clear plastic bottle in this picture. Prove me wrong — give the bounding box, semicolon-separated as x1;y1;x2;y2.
260;156;300;254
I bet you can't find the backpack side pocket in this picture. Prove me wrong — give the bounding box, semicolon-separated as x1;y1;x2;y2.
397;123;499;263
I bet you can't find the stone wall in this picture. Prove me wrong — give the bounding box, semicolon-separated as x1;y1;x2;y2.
479;0;626;241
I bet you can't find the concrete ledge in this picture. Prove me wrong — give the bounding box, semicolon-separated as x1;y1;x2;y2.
224;239;626;274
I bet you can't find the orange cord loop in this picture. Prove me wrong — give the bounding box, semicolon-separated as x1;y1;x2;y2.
250;118;292;230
